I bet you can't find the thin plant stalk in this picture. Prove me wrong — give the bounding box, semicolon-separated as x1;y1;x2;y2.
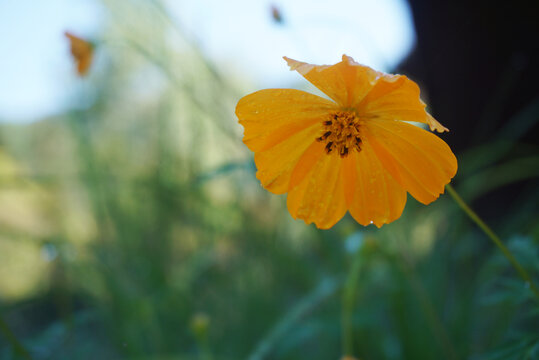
341;246;362;357
247;277;342;360
446;183;539;302
0;313;31;359
395;248;458;360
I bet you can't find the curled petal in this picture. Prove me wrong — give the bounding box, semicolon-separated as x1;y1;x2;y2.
365;119;457;204
284;55;379;107
426;113;449;133
287;153;348;229
359;74;449;133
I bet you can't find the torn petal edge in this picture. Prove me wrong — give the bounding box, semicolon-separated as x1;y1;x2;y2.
426;113;449;133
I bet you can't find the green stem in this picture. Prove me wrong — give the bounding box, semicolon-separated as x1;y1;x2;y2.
396;250;458;360
0;313;31;359
341;247;362;357
247;277;341;360
446;183;539;302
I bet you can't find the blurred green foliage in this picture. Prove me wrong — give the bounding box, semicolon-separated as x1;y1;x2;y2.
0;1;538;359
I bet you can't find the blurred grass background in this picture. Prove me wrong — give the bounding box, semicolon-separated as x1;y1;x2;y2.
0;0;538;359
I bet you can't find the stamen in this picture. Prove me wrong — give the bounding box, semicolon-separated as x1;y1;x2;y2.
316;131;332;142
325;142;334;153
316;110;363;157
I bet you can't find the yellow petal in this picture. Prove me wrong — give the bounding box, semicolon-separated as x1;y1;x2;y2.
236;89;336;152
236;89;337;194
346;143;407;227
287;153;347;229
283;55;379;107
364;119;457;204
341;154;357;207
358;73;449;133
288;141;325;191
254;124;322;194
426;113;449;133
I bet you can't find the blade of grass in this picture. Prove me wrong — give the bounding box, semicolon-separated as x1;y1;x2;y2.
247;277;342;360
341;245;363;357
395;249;459;360
0;313;32;359
446;184;539;302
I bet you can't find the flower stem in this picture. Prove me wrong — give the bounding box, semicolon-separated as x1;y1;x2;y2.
395;247;458;360
341;247;362;357
247;277;342;360
0;313;31;359
445;183;539;302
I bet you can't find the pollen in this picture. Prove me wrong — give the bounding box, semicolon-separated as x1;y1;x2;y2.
316;110;363;157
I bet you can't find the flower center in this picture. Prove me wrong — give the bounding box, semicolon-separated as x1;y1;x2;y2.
316;110;363;157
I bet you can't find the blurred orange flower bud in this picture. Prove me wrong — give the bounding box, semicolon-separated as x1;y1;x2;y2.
270;4;284;24
65;31;94;76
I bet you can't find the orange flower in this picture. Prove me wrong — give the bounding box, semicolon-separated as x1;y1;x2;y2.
236;55;457;229
65;32;94;76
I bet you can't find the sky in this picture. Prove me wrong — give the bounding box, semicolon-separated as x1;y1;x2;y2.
0;0;415;123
